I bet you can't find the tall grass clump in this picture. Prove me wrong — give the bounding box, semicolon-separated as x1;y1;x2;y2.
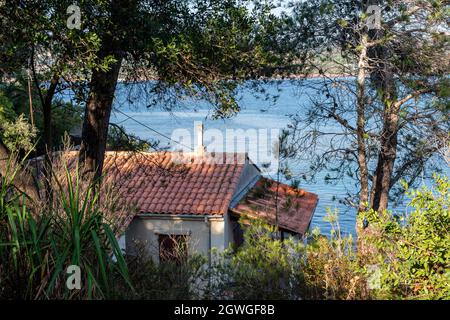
0;152;133;299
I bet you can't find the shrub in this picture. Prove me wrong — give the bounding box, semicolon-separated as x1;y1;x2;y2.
302;210;371;299
120;243;208;300
0;112;36;153
208;218;306;300
207;174;449;300
0;153;132;299
362;174;450;299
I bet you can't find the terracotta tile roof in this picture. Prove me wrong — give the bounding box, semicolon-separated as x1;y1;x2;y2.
30;151;317;236
96;151;247;215
230;177;318;235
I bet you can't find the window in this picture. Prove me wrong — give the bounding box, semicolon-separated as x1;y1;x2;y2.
158;234;188;264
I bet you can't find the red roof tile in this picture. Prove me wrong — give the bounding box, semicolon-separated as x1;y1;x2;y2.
230;177;319;235
96;151;247;215
31;151;317;236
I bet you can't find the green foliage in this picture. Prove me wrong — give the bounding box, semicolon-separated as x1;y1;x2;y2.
2;1;290;123
209;218;305;299
120;246;208;300
302;212;370;299
0;155;132;299
282;0;450;206
0;80;83;154
206;176;450;300
107;124;157;152
204;213;370;300
0;1;105;79
0;114;37;152
138;0;288;118
0;91;36;152
0;92;16;121
363;174;450;299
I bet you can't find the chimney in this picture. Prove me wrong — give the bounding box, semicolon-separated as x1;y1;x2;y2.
195;122;206;155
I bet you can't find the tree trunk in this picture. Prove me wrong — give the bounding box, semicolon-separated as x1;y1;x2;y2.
367;53;398;212
370;101;399;211
78;56;123;180
42;73;59;201
31;48;59;200
31;47;58;158
78;0;136;181
356;33;369;213
42;73;58;156
78;44;123;181
366;3;398;212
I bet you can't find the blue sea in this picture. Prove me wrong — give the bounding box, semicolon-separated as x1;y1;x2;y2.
68;80;448;237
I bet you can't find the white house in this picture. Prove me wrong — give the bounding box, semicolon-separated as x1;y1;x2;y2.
41;126;318;264
98;136;319;263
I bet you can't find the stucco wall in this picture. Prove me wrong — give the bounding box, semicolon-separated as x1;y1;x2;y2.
223;212;235;248
124;161;260;262
232;162;260;202
125;215;227;263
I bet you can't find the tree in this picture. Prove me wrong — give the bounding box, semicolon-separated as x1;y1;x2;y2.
77;0;290;180
362;174;450;299
0;0;103;199
2;0;295;185
78;0;132;180
282;0;449;212
0;77;83;155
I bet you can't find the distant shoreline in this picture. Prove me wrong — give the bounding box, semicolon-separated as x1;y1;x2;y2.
117;73;354;83
270;73;353;80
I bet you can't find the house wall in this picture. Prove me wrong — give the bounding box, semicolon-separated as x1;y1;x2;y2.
223;212;235;248
125;215;227;263
232;162;260;201
124;162;260;262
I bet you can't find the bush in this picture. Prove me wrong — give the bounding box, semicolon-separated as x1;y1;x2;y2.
206;175;449;300
301;210;371;299
0;80;83;155
207;218;305;300
120;243;208;300
0;92;36;153
361;174;450;299
0;153;132;299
